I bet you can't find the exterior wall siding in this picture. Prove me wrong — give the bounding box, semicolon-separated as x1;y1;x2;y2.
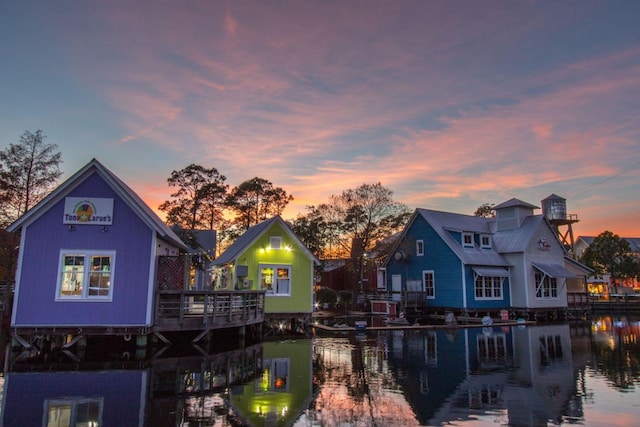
12;173;155;327
386;217;464;308
236;222;314;314
463;266;511;310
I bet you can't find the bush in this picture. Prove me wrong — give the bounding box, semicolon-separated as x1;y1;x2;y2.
316;287;337;305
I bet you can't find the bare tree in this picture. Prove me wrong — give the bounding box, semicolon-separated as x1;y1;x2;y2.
0;130;62;227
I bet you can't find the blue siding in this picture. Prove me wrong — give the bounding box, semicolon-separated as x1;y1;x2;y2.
13;173;155;327
464;267;511;310
386;216;465;308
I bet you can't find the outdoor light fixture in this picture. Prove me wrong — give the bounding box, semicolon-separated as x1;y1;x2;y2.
68;225;75;231
101;226;109;233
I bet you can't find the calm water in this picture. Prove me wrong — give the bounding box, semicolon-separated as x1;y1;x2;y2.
2;315;640;426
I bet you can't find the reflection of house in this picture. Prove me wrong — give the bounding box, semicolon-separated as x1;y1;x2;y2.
384;198;588;316
229;340;313;427
575;236;640;293
425;324;575;426
211;216;320;321
2;369;148;425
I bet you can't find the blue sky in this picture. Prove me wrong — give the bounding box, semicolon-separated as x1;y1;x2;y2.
1;0;639;236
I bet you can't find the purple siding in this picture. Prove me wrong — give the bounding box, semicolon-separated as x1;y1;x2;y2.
13;174;156;327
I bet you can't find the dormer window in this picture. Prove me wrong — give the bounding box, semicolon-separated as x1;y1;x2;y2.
270;236;282;250
463;232;474;248
481;235;491;249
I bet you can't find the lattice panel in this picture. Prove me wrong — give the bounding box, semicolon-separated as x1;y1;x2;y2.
158;256;185;290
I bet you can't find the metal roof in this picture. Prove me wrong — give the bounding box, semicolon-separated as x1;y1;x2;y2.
212;216;320;266
532;262;576;278
472;267;511;277
492;198;539;210
416;209;509;267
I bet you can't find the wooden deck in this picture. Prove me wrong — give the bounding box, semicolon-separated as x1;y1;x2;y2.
154;289;266;332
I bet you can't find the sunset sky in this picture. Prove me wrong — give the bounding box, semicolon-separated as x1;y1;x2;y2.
1;1;639;238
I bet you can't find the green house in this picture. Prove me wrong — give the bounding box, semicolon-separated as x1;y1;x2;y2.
229;340;313;426
211;216;320;317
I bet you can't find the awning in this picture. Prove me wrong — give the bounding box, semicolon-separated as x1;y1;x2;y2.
532;262;576;278
472;267;510;277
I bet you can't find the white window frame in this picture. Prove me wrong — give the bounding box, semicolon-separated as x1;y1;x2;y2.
269;236;282;250
535;272;558;299
480;234;491;249
423;270;435;299
416;240;424;256
56;250;116;301
474;276;504;300
256;357;290;392
259;264;292;296
462;232;474;248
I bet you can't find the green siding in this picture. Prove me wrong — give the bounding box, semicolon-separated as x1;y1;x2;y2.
233;222;314;314
230;340;313;426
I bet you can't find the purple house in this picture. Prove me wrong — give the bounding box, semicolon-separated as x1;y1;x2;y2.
7;159;188;346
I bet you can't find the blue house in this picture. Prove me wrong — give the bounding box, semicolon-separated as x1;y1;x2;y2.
383;198;580;317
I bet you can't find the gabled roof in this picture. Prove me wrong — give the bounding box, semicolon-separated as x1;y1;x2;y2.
492;198;539;210
212;216;320;266
491;215;549;253
416;209;509;267
7;158;187;250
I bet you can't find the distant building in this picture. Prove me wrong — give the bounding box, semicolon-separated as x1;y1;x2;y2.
575;235;640;293
383;198;591;317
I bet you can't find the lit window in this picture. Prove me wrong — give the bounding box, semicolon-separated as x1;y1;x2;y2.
416;240;424;256
57;251;115;301
45;397;103;427
260;264;291;296
463;232;474;248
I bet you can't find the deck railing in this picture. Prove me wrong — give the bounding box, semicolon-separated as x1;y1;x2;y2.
155;289;266;331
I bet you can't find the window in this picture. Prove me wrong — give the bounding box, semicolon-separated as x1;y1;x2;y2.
535;272;558;299
477;333;507;365
257;358;290;392
481;235;491;249
474;276;503;299
416;240;424;256
539;335;563;366
57;251;115;300
269;236;282;250
260;265;291;295
45;397;103;427
423;270;435;298
462;232;474;248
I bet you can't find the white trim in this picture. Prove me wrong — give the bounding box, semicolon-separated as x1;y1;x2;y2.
55;249;116;301
416;239;424;256
11;227;27;326
259;263;292;296
480;234;491;249
138;371;148;427
462;232;474;248
462;264;467;308
146;233;157;325
422;270;435;299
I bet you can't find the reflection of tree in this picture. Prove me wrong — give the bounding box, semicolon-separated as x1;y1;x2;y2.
590;321;640;390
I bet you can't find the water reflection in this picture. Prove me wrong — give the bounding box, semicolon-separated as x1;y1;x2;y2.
2;316;640;426
300;316;640;427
